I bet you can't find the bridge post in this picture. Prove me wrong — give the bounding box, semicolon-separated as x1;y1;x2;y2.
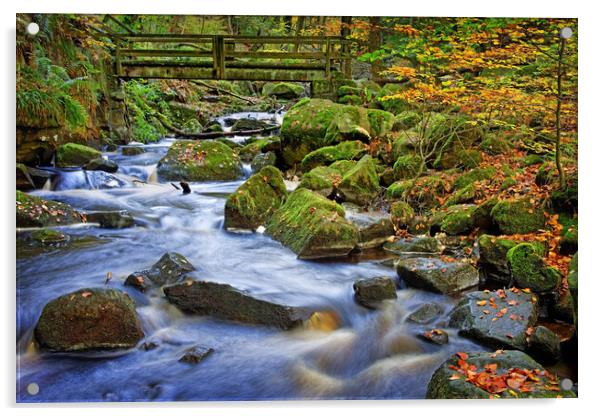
212;35;226;79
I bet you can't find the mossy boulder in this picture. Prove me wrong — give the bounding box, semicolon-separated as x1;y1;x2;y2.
298;161;355;198
392;111;421;131
280;99;394;166
231;118;272;132
224;166;287;231
250;151;277;172
34;288;144;352
393;154;422;180
387;174;450;211
239;136;281;161
427;350;574;399
164;280;312;329
300;140;367;172
390;201;414;229
30;229;67;245
337;155;381;206
507;243;561;293
84;158;119;173
477;234;518;285
265;188;359;259
377;84;412;114
16;191;84;227
56;143;101;167
397;257;479;294
550;173;578;214
353;276;397;309
491;198;545;235
261;82;305;99
449;289;538;351
157;140;243;181
434;204;478;236
453;166;495;190
479;134;511;155
124;252;195;292
443;183;477;207
435;148;482;170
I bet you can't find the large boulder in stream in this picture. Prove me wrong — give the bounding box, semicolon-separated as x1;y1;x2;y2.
300;140;367;172
224;166;287;231
34;288;144;352
507;243;561;293
157;140;243;181
449;288;538;351
16;190;85;227
336;155;381;206
396;257;479;294
87;210;135;229
297;160;356;198
124;252;195;292
163;280;312;329
426;350;574;399
280;98;394;167
353;276;397;308
56;143;102;167
265;188;359;259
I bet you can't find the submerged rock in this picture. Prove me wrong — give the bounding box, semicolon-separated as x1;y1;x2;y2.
163;280;312;329
353;276;397;308
427;350;574;399
56;143;101;167
124;252;195;292
87;210;135;229
397;257;479;294
265;188;359;259
122;146;146;156
30;229;67;245
179;345;214;364
406;303;444;324
16;190;84;227
449;289;538;351
418;328;449;345
84;158;119;173
507;243;561;293
34;288;144;352
224;166;287;231
157;140;243;181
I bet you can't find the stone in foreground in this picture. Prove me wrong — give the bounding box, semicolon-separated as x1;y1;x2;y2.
224;166;287;231
16;190;84;228
125;252;195;292
449;288;538;351
353;276;397;308
34;288;144;352
427;350;575;399
87;210;135;229
164;280;312;329
265;188;359;259
56;143;101;167
406;303;444;324
396;257;479;294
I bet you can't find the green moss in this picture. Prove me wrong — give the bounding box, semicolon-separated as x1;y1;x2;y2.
337;155;381;206
367;109;395;137
338;95;363;106
265;188;359;259
391;131;418;160
387;174;448;211
568;252;578;296
392;111;421;131
157;140;243;181
523;154;544;167
224;166;287;231
444;183;476;207
453;166;496;190
500;177;518;191
30;228;67;244
393;154;422;180
479;134;511;155
337;85;361;97
298;166;344;197
491;198;545;235
507;243;561;293
434;148;482;170
239;136;281;161
300;140;367;172
390;201;414;229
16;190;83;227
261;82;304;99
477;234;518;280
56;143;101;167
440;205;477;235
535;162;556;186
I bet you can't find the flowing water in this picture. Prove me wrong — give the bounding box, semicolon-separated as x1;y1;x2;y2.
16;112;484;403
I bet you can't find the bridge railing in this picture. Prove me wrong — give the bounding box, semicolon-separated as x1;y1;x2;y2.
112;34;355;81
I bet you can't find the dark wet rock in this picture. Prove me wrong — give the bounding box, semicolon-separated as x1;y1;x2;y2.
406;303;444;324
507;243;561;293
250;151;277;172
87;210;135;229
559;224;577;255
16;190;84;228
124;252;195;292
231;118;272;132
84;158;119;173
179;345;214;364
300;140;367;172
527;326;561;363
548;290;576;324
56;143;102;167
262;82;305;99
140;341;159;351
30;229;67;245
163;280;312;329
427;350;575;399
34;288;144;352
265;188;359;259
397;257;479;294
384;236;440;255
477;234;518;285
568;252;578;306
122;146;146;156
352;276;397;308
16;163;35;190
449;289;538;351
418;329;449;345
491;198;545;235
224;166;287;231
157;140;243;181
337;155;380;206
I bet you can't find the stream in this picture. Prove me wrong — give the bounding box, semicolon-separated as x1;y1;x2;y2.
16;112;485;402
